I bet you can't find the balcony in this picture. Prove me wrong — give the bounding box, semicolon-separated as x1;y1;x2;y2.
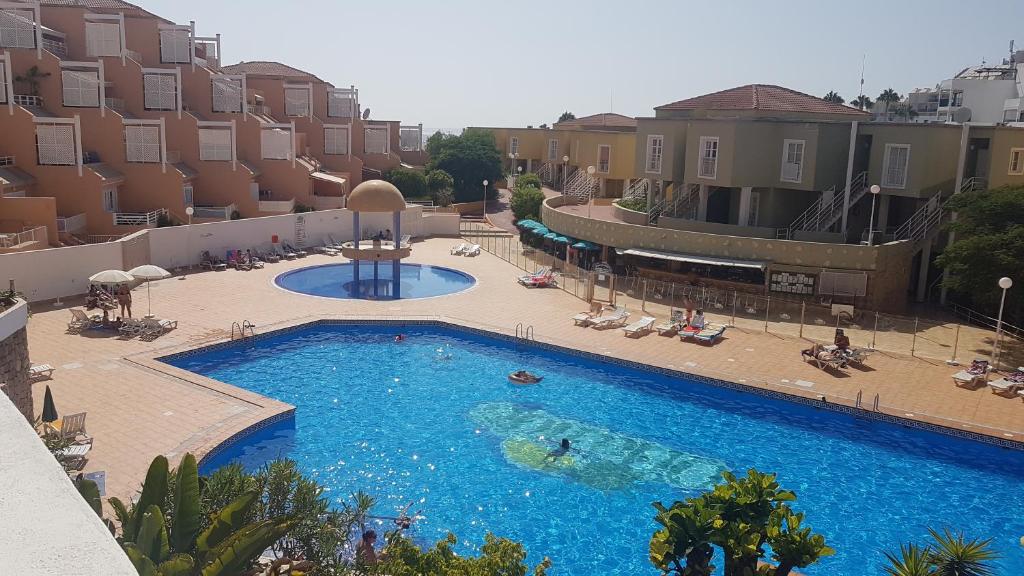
191;204;236;221
247;103;271;116
42;38;67;59
258;197;295;213
0;156;14;167
13;95;42;107
0;226;47;252
56;213;87;234
112;208;167;227
312;195;345;210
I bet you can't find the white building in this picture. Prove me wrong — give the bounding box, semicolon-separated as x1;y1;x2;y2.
908;48;1024;125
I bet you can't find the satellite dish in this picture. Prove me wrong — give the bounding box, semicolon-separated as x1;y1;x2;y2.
361;108;371;120
952;107;972;123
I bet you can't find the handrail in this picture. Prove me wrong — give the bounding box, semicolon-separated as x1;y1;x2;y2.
948;302;1024;340
230;320;256;341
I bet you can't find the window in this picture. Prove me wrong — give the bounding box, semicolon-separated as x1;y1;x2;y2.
159;28;190;63
597;144;611;173
399;127;420;151
882;144;910;189
698;136;719;179
1009;148;1024;176
261;128;291;160
646;135;663;174
0;8;36;48
284;88;309;117
102;187;118;212
211;77;242;113
85;22;120;57
780;139;805;183
183;184;193;206
328;91;354;118
364;127;388;154
198;128;231;161
61;70;100;107
143;73;176;110
325;126;350;155
547;139;559;161
509;137;519;156
36;124;76;165
125;125;161;163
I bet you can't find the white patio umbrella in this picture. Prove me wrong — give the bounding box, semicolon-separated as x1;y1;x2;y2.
127;265;171;317
88;269;135;285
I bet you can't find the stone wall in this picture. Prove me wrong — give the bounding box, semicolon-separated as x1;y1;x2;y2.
0;327;32;423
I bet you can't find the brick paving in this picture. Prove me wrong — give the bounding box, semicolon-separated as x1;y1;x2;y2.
24;237;1024;501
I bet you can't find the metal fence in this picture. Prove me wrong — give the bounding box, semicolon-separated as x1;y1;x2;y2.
460;223;1024;369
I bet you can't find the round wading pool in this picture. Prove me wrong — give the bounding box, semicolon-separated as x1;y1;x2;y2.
274;263;475;300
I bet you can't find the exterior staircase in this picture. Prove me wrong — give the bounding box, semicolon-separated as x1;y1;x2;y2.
782;171;868;239
664;183;700;220
535;162;553;185
890;176;987;248
563;169;596;204
623;178;651;201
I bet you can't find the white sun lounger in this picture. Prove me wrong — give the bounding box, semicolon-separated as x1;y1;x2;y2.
988;370;1024;396
952;360;990;389
451;243;468;255
656;311;685;336
465;244;481;256
45;412;92;445
682;324;727;344
590;307;629;329
326;234;346;249
67;309;101;332
801;348;846;371
275;245;297;260
313;240;338;256
622;316;656;337
29;363;55;379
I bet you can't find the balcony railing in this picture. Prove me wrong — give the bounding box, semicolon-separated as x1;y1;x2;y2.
0;226;45;249
247;103;271;116
56;213;87;234
42;38;67;59
191;204;235;220
165;150;181;164
124;49;142;62
699;157;717;179
312;195;345;210
258;198;295;213
104;97;125;112
14;94;42;107
112;208;167;227
0;156;14;166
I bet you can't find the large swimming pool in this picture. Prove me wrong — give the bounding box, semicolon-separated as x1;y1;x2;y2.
275;263;475;300
167;324;1024;575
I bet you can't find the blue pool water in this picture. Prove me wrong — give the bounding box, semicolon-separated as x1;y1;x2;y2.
275;263;475;300
168;324;1024;575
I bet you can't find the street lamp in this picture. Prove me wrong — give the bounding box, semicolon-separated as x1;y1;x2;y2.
482;179;488;215
184;206;194;273
993;276;1014;369
867;184;881;245
562;154;569;191
586;165;596;219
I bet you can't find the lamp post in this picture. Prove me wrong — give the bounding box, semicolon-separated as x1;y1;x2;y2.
867;184;881;245
586;165;596;219
562;154;569;191
993;276;1014;369
482;179;488;215
184;205;194;273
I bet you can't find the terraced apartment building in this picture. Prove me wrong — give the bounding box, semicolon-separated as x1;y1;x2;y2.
494;85;1024;311
0;0;425;249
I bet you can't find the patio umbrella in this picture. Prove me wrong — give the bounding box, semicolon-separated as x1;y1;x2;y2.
543;232;558;240
88;269;135;285
41;385;58;424
531;225;550;235
552;235;570;244
516;219;538;228
572;240;599;250
128;264;171;317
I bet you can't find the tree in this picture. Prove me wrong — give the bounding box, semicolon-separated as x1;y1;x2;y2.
384;168;427;199
883;528;997;576
878;88;902;114
823;91;845;104
936;185;1024;323
425;129;503;203
14;65;50;96
426;169;455;207
514;172;542;192
373;532;550;576
558;111;576;123
511;185;545;221
850;95;874;111
650;469;833;576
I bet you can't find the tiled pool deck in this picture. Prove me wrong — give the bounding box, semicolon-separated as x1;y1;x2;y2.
25;238;1024;501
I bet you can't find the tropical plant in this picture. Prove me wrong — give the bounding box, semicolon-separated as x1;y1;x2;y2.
823;91;845;104
557;111;576;123
882;529;998;576
513;172;542;193
426;169;455;206
616;197;647;212
109;454;297;576
384;168;427;199
650;469;833;576
293;203;315;213
373;532;551;576
510;185;545;221
878;88;902;114
850;95;874;110
425;129;502;203
14;65;50;96
884;543;937;576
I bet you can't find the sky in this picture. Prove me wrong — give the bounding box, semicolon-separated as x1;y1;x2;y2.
142;0;1024;134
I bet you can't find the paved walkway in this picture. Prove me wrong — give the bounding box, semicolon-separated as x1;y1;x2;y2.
24;238;1024;501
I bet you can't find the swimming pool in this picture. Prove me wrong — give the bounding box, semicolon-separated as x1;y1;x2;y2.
167;323;1024;575
275;263;475;300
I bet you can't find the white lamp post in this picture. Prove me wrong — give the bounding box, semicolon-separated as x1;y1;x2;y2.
482;179;488;214
586;165;596;219
867;184;881;245
993;276;1014;369
562;154;569;191
184;205;194;273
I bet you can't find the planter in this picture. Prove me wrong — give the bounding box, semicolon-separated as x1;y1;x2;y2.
612;201;649;225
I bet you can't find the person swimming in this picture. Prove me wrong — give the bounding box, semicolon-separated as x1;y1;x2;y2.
394;334;405;343
545;438;572;461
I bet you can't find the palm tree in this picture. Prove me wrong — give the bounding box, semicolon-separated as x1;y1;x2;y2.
926;528;998;576
850;95;874;111
883;543;937;576
557;111;575;123
14;65;50;96
823;91;845;104
878;88;902;115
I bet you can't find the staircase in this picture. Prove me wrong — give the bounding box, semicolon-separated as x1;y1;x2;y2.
664;183;700;220
889;176;987;247
535;162;553;185
563;169;596;204
623;178;650;201
783;171;868;238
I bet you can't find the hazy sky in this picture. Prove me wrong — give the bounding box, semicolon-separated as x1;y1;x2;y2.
143;0;1024;133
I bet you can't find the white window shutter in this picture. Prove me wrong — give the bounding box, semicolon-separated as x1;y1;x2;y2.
212;77;241;113
364;127;387;154
125;125;160;163
160;29;189;63
0;9;37;49
144;74;176;110
284;88;309;117
261;129;291;160
86;22;120;57
199;128;232;161
62;70;100;107
328;93;353;118
325;126;349;155
36;124;75;165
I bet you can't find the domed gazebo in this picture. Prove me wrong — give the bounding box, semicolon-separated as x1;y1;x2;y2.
342;180;410;298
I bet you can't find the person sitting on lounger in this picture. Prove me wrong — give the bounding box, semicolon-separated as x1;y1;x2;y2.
545;438;572;461
834;329;851;351
803;343;846;366
683;310;706;333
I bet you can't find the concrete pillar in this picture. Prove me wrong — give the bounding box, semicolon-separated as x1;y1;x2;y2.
738;186;753;226
697;185;709;221
876;194;891;234
392;210;401;299
941;123;972;304
526;159;533;172
352;211;360;297
841;120;859;232
916;240;932;302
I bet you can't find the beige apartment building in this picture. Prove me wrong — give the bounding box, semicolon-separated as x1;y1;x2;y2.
0;0;425;247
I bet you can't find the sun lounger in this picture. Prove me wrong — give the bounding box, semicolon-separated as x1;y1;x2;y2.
521;271;556;288
227;250;251;270
28;363;54;380
67;309;101;333
988;370;1024;397
952;359;990;389
326;234;346;249
801;346;846;371
400;234;411;248
590;307;629;329
200;251;228;270
623;316;656;337
45;412;92;445
242;250;264;269
464;244;481;256
118;318;146;337
313;239;339;256
139;317;177;341
451;243;468;255
275;244;297;260
283;242;308;257
519;268;548;284
682;324;727;344
55;442;92;470
656;311;685;336
254;247;279;263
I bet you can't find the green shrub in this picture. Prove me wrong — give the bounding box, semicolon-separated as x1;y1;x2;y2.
514;172;542;192
426;169;455;207
616;196;647;212
385;168;427;199
511;185;545;222
373;532;550;576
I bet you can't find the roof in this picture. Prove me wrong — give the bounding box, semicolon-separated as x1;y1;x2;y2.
86;163;124;182
173;162;198;180
0;167;36;189
555;113;637;129
38;0;163;20
222;61;323;82
348;180;405;212
656;84;868;116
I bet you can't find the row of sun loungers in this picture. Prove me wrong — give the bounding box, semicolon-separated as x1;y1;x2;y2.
953;359;1024;398
571;306;729;344
451;243;481;256
119;317;178;340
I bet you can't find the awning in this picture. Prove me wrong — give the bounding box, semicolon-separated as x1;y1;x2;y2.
312;172;348;186
616;248;768;270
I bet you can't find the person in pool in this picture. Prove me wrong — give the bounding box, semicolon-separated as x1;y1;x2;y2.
545;438;572;461
394;334;405;343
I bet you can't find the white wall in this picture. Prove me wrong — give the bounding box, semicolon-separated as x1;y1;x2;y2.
0;243;123;302
944;78;1019;123
0;299;28;341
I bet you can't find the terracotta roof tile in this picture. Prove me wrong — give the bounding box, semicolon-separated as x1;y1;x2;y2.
555;112;637;129
221;61;322;82
656;84;868;116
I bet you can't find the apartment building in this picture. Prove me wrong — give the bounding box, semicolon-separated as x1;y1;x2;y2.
907;48;1024;124
0;0;426;246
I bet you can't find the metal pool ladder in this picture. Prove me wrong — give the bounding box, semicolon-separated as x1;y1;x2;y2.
231;320;256;340
515;322;535;342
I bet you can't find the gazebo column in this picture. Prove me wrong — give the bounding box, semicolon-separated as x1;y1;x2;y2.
352;211;360;297
393;210;402;299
